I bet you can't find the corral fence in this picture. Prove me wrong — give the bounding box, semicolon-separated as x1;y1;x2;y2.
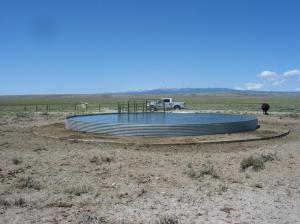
117;99;168;113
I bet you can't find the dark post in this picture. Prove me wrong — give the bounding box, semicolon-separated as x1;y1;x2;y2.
163;102;166;113
128;101;130;113
24;105;27;111
36;105;38;112
99;104;101;112
46;104;49;111
86;104;88;112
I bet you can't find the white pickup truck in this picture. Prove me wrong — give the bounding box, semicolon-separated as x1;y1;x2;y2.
148;98;186;110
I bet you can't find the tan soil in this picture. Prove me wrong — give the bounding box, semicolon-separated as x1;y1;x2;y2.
0;113;299;224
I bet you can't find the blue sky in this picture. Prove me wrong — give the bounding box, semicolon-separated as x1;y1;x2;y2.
1;0;300;95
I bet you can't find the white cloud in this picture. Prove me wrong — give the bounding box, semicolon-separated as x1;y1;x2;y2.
283;69;300;77
244;82;264;90
272;79;286;86
234;86;244;90
258;70;278;78
236;68;300;91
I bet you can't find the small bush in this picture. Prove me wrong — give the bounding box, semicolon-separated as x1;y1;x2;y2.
14;197;26;207
79;212;106;224
156;215;179;224
241;152;278;172
184;161;219;179
260;152;279;162
12;157;23;165
64;185;91;196
89;155;114;165
218;184;228;193
14;176;41;190
100;155;114;163
240;156;265;171
200;162;219;178
0;198;10;207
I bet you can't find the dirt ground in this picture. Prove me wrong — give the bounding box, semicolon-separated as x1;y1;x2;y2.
0;113;300;224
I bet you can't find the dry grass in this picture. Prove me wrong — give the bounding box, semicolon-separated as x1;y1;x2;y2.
64;185;92;196
240;156;265;171
14;197;26;207
156;215;179;224
79;212;106;224
185;161;219;179
0;197;10;207
14;176;41;190
89;154;115;165
240;152;279;172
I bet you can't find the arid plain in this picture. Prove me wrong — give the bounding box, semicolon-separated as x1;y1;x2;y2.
0;112;300;224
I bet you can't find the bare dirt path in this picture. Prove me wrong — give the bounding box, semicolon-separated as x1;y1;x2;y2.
0;113;299;224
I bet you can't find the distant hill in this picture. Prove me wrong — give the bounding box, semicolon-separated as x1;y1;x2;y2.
126;88;238;94
125;87;298;95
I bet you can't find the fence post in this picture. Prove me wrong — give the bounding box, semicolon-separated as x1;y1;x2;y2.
36;105;38;112
24;105;27;111
163;102;166;113
99;104;101;112
118;103;121;113
128;101;130;113
134;101;136;113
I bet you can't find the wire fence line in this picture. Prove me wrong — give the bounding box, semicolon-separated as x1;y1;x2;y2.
1;102;300;113
0;103;110;113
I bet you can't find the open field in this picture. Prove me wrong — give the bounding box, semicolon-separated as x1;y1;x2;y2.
1;92;300;113
0;112;300;223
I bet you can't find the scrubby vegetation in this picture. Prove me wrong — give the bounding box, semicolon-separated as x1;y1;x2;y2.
156;215;179;224
64;185;92;196
14;176;41;190
240;152;279;171
185;161;219;179
89;154;114;165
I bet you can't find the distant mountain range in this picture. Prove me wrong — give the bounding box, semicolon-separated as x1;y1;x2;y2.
125;88;299;95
